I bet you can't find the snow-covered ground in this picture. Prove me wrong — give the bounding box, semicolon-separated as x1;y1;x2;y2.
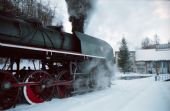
6;73;170;111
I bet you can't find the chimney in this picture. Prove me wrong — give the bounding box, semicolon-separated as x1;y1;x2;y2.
69;15;84;33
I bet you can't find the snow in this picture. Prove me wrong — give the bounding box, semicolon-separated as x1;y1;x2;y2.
136;49;170;61
6;73;170;111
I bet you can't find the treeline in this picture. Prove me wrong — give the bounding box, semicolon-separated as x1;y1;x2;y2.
0;0;55;26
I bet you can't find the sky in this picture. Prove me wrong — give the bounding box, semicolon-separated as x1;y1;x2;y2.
44;0;170;51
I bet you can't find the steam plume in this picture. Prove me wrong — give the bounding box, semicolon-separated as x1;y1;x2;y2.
65;0;94;33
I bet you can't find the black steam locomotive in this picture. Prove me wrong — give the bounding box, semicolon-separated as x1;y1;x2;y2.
0;15;114;110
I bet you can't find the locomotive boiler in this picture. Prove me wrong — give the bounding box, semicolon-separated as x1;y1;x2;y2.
0;15;114;110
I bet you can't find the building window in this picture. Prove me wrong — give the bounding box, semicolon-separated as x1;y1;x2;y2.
163;62;167;68
129;53;133;57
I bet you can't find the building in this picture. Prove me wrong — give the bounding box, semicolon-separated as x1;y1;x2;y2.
136;44;170;74
115;44;170;74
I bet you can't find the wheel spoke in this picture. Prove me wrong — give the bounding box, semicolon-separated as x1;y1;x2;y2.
56;70;72;98
23;71;54;104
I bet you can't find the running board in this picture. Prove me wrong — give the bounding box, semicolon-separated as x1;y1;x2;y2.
0;42;105;59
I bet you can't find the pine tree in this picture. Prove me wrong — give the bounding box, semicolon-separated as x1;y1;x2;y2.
118;38;130;74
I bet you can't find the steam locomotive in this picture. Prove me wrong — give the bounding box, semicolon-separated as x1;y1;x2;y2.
0;15;113;110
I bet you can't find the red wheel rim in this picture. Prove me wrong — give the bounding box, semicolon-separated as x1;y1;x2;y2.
56;70;72;98
23;71;54;104
0;71;19;110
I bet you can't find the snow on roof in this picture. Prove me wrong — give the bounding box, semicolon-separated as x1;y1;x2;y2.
136;49;170;61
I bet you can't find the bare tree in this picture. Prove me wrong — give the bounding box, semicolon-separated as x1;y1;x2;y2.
0;0;21;16
0;0;56;26
153;34;160;45
141;37;151;49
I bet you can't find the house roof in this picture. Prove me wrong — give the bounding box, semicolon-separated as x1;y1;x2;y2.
136;49;170;61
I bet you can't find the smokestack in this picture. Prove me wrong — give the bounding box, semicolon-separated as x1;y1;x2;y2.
65;0;93;33
69;15;85;33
